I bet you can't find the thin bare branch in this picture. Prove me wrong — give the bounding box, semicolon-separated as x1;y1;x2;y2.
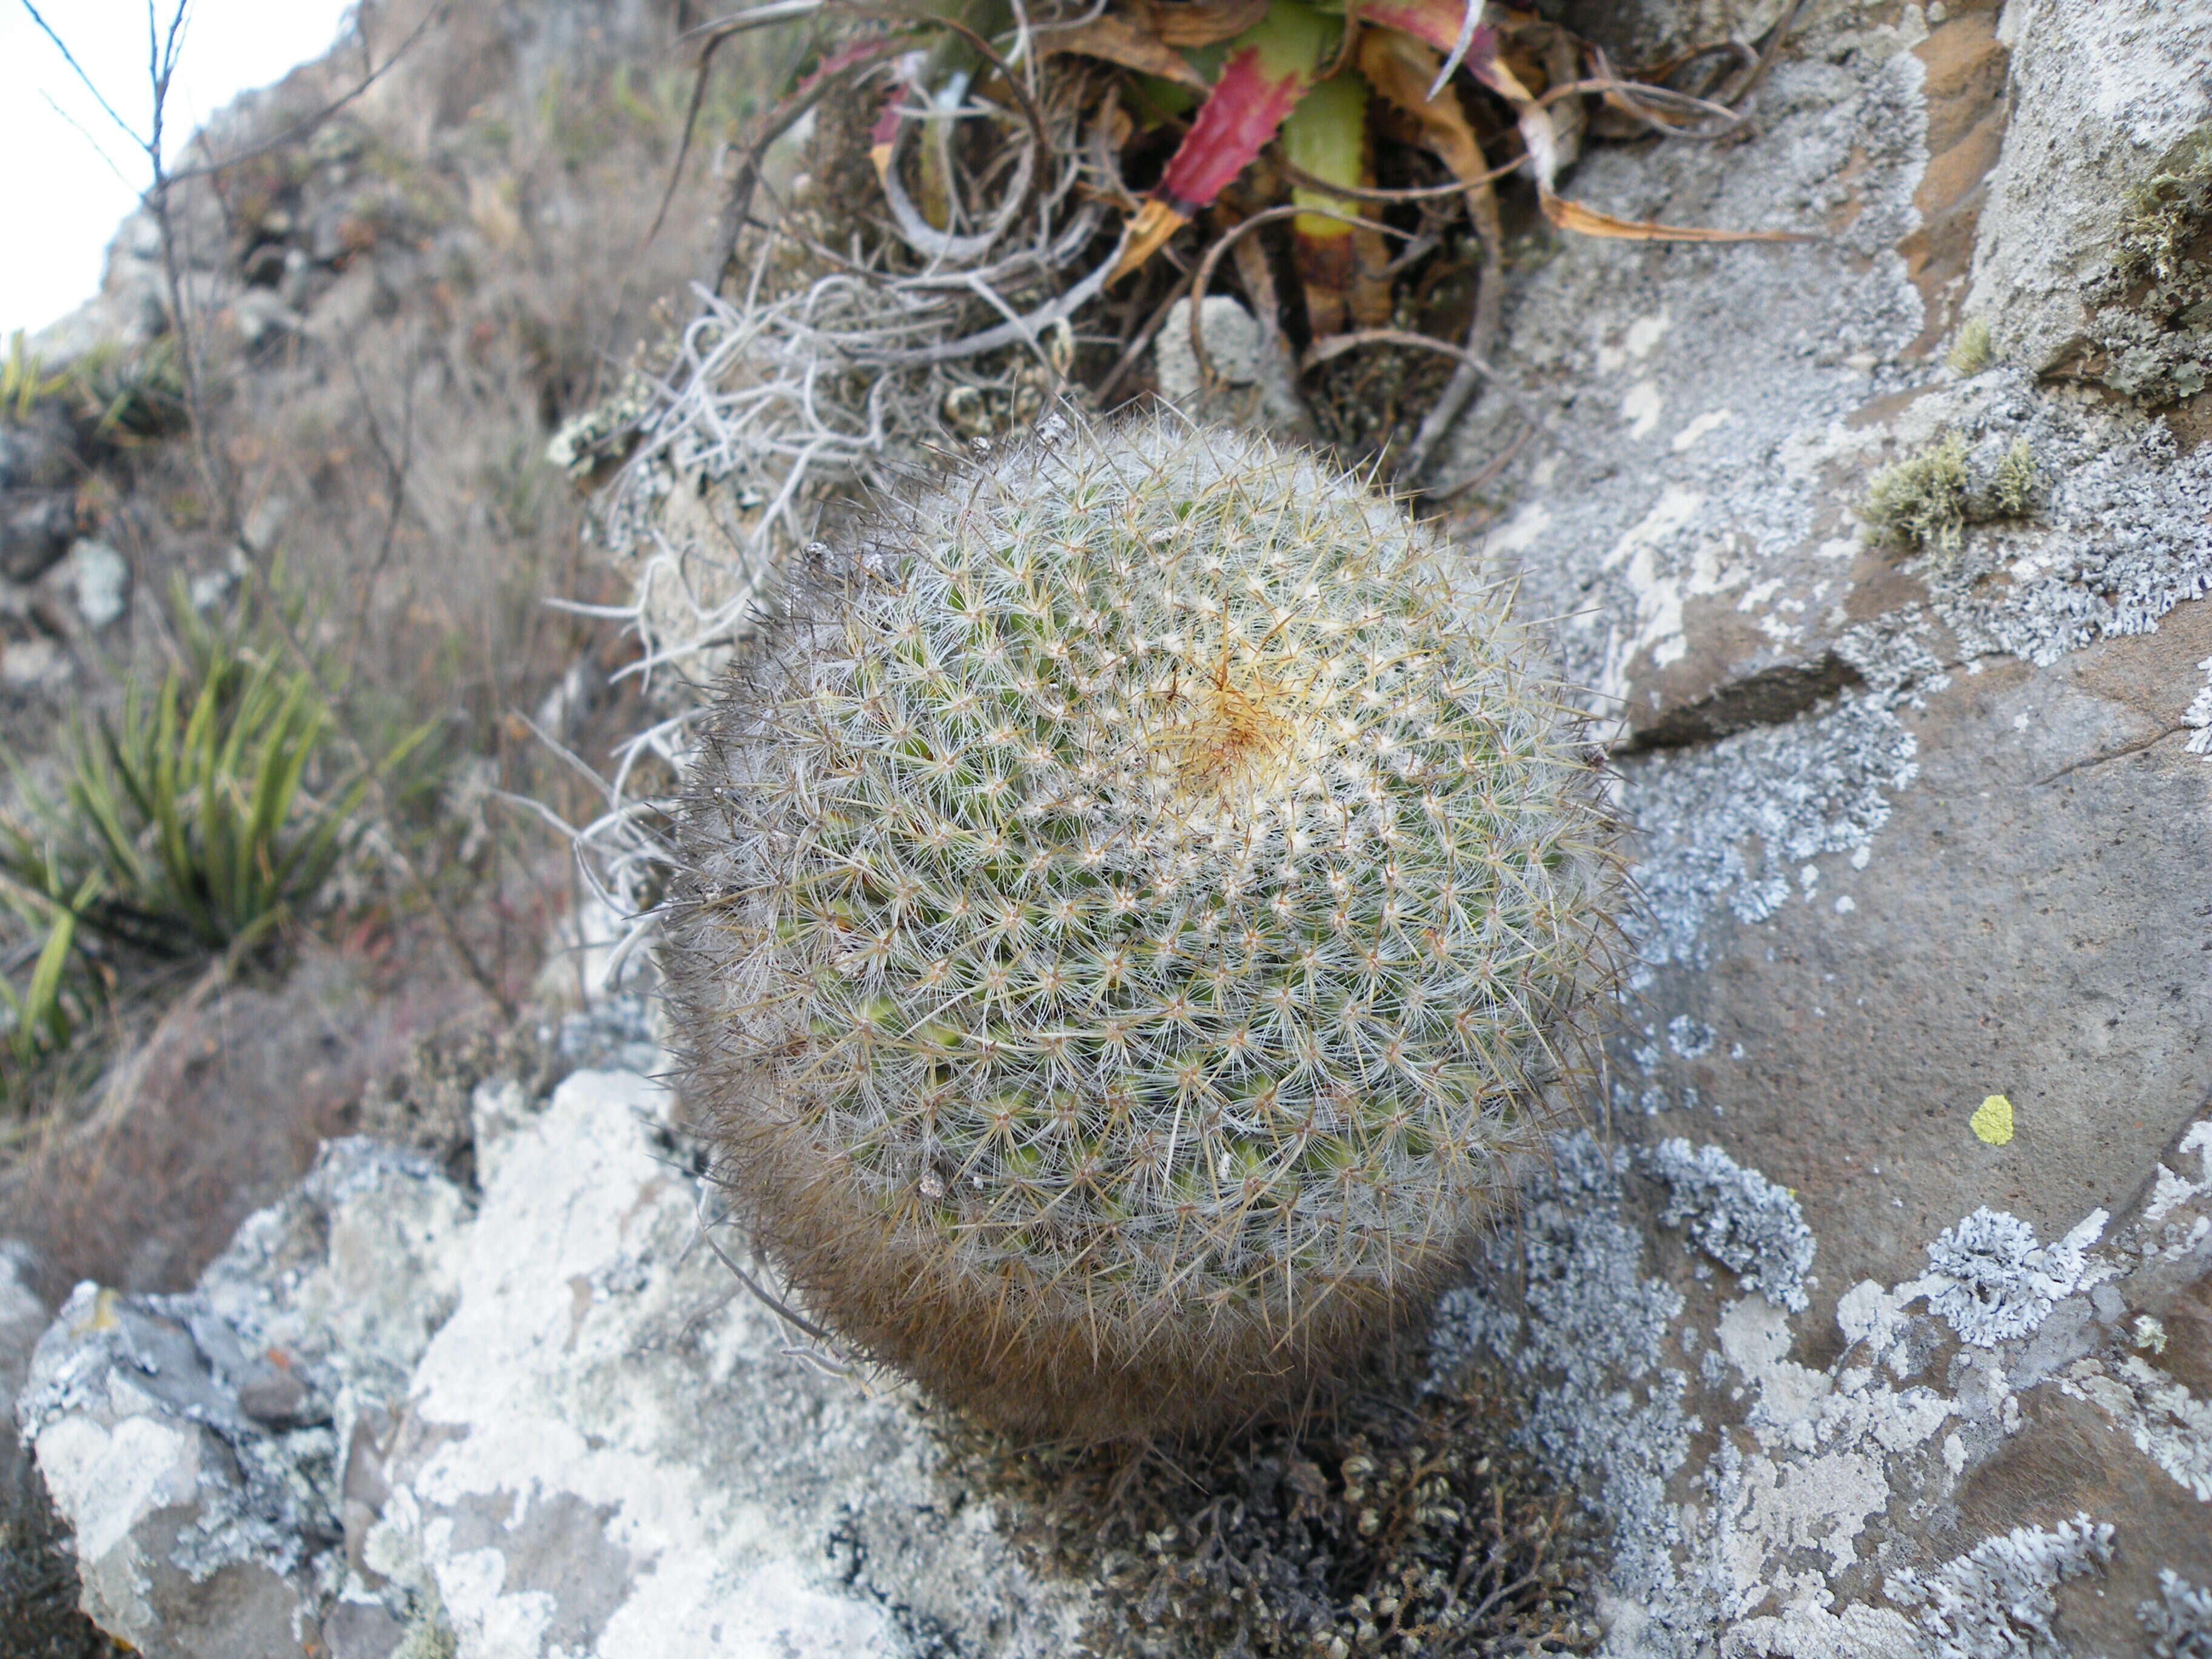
18;0;147;149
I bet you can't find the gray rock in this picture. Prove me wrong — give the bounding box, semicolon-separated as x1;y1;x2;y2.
1432;1108;2212;1659
0;492;78;585
2;1245;122;1658
1;401;82;584
1965;0;2212;379
2;1241;49;1506
1419;0;2212;1650
1153;295;1312;439
227;290;304;352
65;538;129;631
15;1137;466;1658
0;402;78;495
20;1071;1091;1659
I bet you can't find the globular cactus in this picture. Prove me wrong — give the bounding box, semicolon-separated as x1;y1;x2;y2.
662;414;1620;1442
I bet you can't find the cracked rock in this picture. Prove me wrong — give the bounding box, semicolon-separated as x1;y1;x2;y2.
19;1072;1090;1659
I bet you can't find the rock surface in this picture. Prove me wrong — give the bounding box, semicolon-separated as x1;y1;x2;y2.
1429;0;2212;1651
17;1067;1091;1659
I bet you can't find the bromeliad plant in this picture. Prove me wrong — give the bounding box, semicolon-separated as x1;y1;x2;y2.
1083;0;1797;286
685;0;1800;474
0;577;432;977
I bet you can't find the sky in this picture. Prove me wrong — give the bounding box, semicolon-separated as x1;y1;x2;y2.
1;0;356;339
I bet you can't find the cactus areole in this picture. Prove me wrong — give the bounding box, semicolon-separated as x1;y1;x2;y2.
663;416;1618;1441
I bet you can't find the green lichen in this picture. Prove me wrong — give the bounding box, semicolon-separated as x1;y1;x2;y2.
1861;432;2043;563
1995;437;2041;516
392;1588;458;1659
1946;315;1993;378
2115;129;2212;290
2081;128;2212;406
1862;431;1971;555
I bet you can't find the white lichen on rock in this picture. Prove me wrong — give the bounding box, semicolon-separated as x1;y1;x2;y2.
2148;1121;2212;1221
1429;1106;2212;1659
1622;694;1919;968
1884;1515;2114;1659
2058;1353;2212;1504
1430;1133;1694;1632
2140;1570;2212;1659
17;1067;1096;1659
1920;1206;2105;1347
1665;1015;1716;1059
1648;1138;1815;1312
13;1139;469;1654
2186;656;2212;757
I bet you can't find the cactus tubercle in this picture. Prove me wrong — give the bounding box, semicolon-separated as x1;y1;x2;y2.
662;413;1621;1441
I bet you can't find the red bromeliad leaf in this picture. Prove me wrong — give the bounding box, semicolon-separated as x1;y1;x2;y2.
1358;0;1496;77
865;50;917;179
1158;47;1313;209
1110;1;1338;283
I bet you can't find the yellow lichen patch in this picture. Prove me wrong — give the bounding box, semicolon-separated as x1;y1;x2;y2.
70;1286;122;1336
1971;1093;2015;1145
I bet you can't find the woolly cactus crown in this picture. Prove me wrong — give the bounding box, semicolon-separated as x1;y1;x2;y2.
664;414;1618;1440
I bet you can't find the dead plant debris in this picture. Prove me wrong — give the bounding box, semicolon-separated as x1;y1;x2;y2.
671;0;1808;481
939;1349;1601;1658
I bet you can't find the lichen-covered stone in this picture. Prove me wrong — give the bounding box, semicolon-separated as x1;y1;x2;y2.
18;1067;1091;1659
1648;1138;1815;1313
1965;0;2212;381
1433;1103;2212;1659
1421;0;2212;1649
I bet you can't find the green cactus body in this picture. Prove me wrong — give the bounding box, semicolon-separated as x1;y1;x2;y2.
664;416;1618;1441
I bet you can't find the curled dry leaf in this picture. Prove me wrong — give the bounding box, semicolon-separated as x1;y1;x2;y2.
1376;0;1809;243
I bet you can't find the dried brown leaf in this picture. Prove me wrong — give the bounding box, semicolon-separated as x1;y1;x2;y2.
1538;190;1808;241
1039;13;1210;89
1147;0;1273;49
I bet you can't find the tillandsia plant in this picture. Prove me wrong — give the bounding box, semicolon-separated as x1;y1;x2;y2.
661;412;1622;1441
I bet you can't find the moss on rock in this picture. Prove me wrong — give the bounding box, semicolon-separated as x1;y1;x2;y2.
2067;127;2212;406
